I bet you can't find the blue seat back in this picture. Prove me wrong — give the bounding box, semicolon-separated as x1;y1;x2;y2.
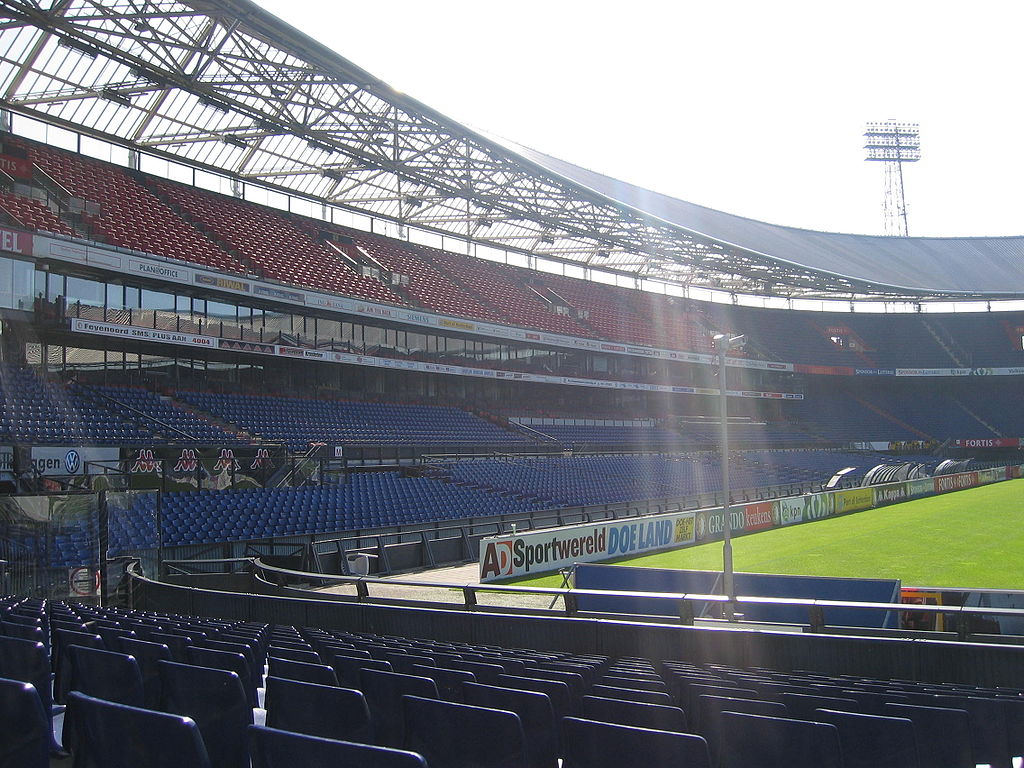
402;695;527;768
581;694;687;732
267;656;338;686
119;638;172;709
358;669;437;748
0;677;49;768
0;636;53;715
718;712;842;768
883;703;975;768
331;654;392;688
463;682;558;768
68;646;145;706
68;691;210;768
410;664;475;702
186;646;257;706
248;725;427;768
497;674;573;722
53;629;104;703
158;660;251;768
589;684;673;705
562;717;710;768
931;695;1013;768
264;677;371;743
694;693;788;762
778;692;860;720
814;709;919;768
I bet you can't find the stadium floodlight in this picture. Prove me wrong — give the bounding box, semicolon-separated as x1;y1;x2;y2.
714;333;746;617
864;121;920;237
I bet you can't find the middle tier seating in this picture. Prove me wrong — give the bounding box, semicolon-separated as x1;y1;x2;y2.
173;392;531;452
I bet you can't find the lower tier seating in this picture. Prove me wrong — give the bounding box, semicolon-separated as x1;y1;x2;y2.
1;597;1020;768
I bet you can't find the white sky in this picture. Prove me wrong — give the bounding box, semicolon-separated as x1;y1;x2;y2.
255;0;1024;238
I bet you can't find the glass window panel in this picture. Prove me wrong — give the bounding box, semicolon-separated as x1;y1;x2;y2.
65;275;104;306
106;283;125;311
141;288;174;310
47;272;64;299
0;257;14;310
10;259;34;311
317;317;340;345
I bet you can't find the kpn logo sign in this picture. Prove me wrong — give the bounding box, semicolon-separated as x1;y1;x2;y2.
479;511;695;581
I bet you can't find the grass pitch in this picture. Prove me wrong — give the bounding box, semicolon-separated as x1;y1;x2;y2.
507;480;1024;590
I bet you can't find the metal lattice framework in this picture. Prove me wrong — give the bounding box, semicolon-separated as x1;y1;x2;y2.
0;0;944;298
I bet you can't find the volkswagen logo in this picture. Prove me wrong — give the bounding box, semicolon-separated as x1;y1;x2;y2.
64;449;81;474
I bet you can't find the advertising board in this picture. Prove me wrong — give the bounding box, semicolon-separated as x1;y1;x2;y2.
479;510;695;581
834;488;874;514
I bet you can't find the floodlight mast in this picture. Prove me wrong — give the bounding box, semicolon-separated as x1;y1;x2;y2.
714;332;745;619
864;121;920;237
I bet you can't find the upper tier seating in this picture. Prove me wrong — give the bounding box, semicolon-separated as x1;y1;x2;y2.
0;189;75;236
10;137;245;274
347;233;505;323
150;179;399;304
4;136;1024;366
418;246;590;337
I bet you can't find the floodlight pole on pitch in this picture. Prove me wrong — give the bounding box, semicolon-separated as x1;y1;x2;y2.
715;333;745;620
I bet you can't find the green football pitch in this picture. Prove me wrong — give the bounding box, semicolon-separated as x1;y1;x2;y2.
506;479;1024;590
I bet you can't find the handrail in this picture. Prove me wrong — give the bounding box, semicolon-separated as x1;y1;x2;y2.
247;556;1024;637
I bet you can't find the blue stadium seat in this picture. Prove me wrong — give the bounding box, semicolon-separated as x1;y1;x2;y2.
248;725;427;768
358;669;438;748
561;717;711;768
812;709;919;768
580;694;688;732
718;712;842;768
264;677;372;742
402;695;528;768
68;691;211;768
266;656;338;686
462;682;559;768
0;678;49;768
158;660;252;768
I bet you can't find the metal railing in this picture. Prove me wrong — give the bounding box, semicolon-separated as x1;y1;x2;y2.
244;557;1024;642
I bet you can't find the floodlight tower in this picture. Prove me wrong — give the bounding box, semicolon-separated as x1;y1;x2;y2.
864;121;920;236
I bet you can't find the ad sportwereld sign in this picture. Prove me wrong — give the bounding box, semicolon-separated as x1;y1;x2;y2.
479;511;696;582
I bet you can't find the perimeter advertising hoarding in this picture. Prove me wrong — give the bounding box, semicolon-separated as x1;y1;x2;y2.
478;510;695;582
0;446;119;476
873;482;909;506
695;507;748;544
695;500;782;543
743;502;775;532
934;472;979;494
120;445;287;491
833;488;874;515
772;493;836;528
905;478;934;499
775;496;805;527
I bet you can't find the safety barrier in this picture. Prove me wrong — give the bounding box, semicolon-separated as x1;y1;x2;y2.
124;558;1024;689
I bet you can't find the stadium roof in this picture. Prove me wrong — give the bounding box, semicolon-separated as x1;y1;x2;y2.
0;0;1022;302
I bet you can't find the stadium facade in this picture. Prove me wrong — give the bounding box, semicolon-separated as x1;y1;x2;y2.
0;0;1020;577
